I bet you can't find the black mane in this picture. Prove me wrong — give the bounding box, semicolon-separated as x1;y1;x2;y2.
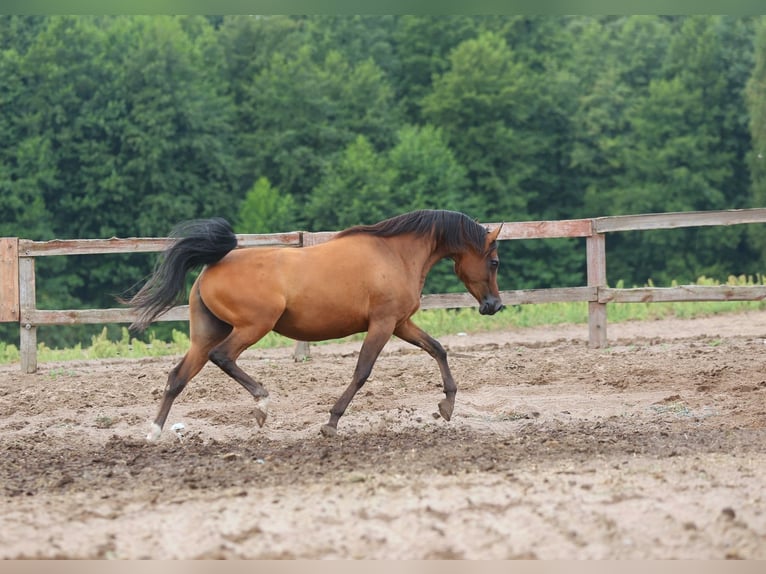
336;210;487;254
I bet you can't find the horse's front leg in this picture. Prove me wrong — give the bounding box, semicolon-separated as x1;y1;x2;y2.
394;319;457;421
321;322;395;437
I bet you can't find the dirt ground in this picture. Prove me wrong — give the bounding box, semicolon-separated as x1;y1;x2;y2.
0;310;765;559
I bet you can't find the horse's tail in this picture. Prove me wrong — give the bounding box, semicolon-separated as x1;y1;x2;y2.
125;217;237;332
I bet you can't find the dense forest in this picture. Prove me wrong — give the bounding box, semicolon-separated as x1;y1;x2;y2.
2;15;766;346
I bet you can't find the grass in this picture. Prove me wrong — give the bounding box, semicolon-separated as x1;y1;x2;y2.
1;275;764;365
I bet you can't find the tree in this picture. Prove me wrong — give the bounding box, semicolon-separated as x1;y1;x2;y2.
0;46;55;240
747;17;766;269
306;135;396;231
392;16;484;123
582;16;756;284
421;31;533;223
422;29;584;289
239;45;401;215
387;124;468;213
0;15;47;53
216;15;306;109
236;177;297;234
0;16;241;347
113;16;238;237
306;124;470;233
305;15;399;77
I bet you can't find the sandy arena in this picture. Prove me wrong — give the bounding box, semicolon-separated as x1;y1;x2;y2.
1;311;765;559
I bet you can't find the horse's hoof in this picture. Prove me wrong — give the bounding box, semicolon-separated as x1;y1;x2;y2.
146;423;162;442
254;407;268;428
438;398;454;421
320;424;338;438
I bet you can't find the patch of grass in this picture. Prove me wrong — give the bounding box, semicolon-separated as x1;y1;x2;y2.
33;327;194;363
94;415;117;429
0;341;19;364
1;275;765;365
48;367;75;379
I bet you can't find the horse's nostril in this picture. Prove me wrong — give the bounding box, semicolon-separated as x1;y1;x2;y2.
479;297;503;315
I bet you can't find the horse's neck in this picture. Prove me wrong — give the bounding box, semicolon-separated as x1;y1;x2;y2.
386;234;453;289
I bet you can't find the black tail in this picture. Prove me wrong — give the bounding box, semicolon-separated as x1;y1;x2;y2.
125;217;237;331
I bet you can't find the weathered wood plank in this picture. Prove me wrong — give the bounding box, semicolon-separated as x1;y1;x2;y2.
18;208;766;258
238;233;302;248
293;341;311;362
586;234;607;348
23;305;190;326
302;231;337;246
19;233;302;257
26;289;602;325
0;238;19;322
19;257;37;373
420;287;595;310
599;285;766;303
593;208;766;234
302;220;594;246
20;238;173;256
494;219;593;240
23;284;765;326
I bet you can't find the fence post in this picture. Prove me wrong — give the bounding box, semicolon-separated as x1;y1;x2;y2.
0;238;19;323
293;340;311;362
289;230;337;361
586;232;607;348
18;256;37;373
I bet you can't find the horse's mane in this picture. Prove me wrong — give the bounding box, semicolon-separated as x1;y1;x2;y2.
336;210;487;253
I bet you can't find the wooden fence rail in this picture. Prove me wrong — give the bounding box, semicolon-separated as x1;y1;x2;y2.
2;208;766;373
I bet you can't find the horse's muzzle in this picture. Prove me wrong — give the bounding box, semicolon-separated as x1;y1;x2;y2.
479;296;504;316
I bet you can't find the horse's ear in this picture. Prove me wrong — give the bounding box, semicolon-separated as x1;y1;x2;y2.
487;223;503;243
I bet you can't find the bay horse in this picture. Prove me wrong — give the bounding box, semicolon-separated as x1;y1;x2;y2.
126;209;503;440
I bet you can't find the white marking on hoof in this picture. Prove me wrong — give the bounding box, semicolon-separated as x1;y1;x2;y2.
146;423;162;442
320;424;338;438
256;396;270;413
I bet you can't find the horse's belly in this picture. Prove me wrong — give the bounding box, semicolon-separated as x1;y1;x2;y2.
273;311;368;342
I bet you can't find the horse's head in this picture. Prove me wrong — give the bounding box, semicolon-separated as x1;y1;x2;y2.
454;224;503;315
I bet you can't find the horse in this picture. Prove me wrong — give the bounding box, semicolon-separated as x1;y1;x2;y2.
126;209;503;440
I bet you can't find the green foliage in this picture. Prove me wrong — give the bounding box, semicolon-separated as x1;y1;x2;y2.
579;15;758;286
422;31;531;220
236;177;297;234
30;326;192;363
306;124;468;238
393;16;486;122
239;44;400;213
387;124;468;213
747;17;766;267
0;341;20;363
307;135;396;230
421;28;585;290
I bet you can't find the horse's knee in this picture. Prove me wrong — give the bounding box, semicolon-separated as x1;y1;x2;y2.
432;341;447;362
164;365;189;398
352;365;374;389
208;347;230;369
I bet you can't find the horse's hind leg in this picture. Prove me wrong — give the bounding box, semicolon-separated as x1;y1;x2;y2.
147;289;232;441
147;345;211;441
394;319;457;421
208;325;274;427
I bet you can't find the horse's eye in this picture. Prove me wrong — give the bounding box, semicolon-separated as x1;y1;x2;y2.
489;259;499;269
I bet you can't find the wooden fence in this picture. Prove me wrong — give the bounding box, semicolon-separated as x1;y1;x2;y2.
2;208;766;373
